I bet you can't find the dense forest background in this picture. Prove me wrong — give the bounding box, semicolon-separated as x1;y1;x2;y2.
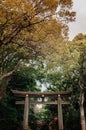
0;0;86;130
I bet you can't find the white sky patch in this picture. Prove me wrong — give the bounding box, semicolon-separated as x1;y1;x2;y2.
36;104;42;109
69;0;86;40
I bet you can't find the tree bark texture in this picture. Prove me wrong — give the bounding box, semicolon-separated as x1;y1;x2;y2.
79;92;86;130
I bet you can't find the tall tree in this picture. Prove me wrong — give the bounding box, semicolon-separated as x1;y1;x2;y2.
41;33;86;130
0;0;75;79
72;34;86;130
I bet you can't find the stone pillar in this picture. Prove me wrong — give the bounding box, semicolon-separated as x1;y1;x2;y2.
58;94;63;130
23;94;29;130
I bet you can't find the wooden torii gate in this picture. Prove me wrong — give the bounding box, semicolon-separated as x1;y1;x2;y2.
12;90;71;130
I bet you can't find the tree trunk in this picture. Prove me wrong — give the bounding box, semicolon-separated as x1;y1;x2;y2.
79;91;86;130
0;78;9;100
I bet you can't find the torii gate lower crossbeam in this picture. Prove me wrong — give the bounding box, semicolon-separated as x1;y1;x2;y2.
12;90;71;130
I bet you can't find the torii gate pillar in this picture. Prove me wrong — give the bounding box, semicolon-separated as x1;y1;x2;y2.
58;94;63;130
23;94;29;130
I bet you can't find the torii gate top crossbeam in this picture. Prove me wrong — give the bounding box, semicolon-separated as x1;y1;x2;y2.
11;90;71;98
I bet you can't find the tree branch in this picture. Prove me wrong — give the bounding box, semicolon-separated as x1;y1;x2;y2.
0;65;18;81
